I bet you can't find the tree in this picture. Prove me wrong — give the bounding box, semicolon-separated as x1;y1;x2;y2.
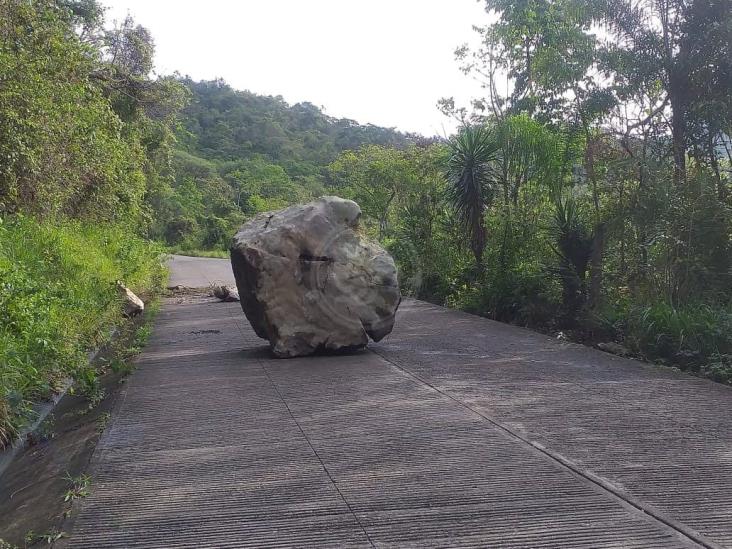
679;0;732;198
453;0;731;189
178;79;412;167
328;146;417;240
590;0;732;186
446;126;499;269
550;194;594;324
0;0;144;221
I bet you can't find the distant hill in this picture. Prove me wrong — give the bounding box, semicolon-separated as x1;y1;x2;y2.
155;78;420;250
177;78;414;177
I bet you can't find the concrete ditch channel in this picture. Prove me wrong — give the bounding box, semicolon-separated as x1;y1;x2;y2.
56;255;732;547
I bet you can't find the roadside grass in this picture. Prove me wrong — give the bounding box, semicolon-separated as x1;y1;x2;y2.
0;215;167;448
447;269;732;385
623;302;732;384
99;298;161;380
591;300;732;384
167;247;229;259
23;530;66;546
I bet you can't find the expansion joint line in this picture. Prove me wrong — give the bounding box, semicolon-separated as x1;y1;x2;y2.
370;348;722;549
258;360;376;548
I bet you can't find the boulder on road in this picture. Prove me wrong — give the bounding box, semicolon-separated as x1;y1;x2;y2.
230;196;400;358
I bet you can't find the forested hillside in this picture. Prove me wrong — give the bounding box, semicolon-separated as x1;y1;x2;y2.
152;79;415;251
180;79;410;164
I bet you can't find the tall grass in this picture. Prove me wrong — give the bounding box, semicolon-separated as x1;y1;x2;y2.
625;303;731;360
0;215;166;447
167;247;229;259
623;302;732;383
445;261;732;385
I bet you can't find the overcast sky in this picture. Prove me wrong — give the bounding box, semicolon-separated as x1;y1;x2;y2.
103;0;488;136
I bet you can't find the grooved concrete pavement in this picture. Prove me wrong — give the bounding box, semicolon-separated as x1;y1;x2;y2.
64;257;732;547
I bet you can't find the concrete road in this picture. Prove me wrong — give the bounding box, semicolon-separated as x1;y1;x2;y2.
167;254;236;288
63;257;732;547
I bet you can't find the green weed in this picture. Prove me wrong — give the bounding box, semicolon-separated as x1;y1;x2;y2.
700;354;732;385
624;303;731;361
62;473;91;502
615;302;732;380
96;412;111;434
26;417;55;446
23;529;65;546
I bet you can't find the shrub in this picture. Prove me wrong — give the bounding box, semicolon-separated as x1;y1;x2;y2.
447;261;559;327
622;302;732;378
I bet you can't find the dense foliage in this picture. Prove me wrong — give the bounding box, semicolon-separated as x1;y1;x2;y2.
324;0;732;384
328;143;467;302
179;79;410;165
0;0;142;220
431;0;731;381
0;0;186;223
0;0;180;444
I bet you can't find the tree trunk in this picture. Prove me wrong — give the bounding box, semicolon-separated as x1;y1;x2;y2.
669;80;687;187
588;222;606;310
472;221;486;272
378;191;397;240
708;134;726;202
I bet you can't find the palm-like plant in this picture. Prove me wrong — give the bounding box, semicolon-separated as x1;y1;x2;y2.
446;125;498;269
550;194;594;323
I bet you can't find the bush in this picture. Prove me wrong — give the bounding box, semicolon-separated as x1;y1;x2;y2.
447;260;559;328
0;215;166;446
621;302;732;379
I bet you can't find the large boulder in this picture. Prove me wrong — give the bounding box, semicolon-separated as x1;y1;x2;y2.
230;196;400;357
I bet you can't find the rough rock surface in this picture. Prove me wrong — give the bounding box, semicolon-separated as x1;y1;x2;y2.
117;282;144;317
212;285;240;302
597;341;631;357
230;196;400;357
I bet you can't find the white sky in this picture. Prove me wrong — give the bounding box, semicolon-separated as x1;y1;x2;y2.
103;0;488;136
